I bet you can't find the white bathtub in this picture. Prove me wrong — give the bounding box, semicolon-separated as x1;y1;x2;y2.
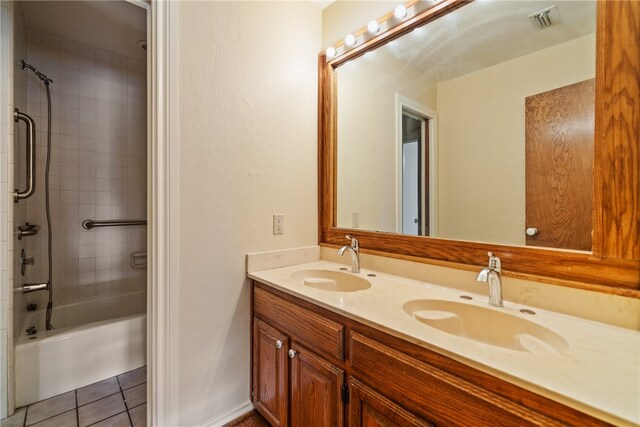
15;291;146;406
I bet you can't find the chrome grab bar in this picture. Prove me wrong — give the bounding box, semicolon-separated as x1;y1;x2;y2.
14;108;36;203
82;219;147;230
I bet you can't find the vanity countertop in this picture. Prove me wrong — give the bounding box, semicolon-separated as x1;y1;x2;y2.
249;260;640;426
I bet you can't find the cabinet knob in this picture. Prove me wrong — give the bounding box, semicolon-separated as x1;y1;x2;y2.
275;340;282;349
526;227;539;236
288;349;297;359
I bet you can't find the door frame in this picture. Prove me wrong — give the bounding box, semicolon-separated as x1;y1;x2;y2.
147;1;180;426
395;94;438;236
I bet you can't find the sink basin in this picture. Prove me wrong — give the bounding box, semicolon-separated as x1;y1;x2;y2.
403;299;568;354
290;269;371;292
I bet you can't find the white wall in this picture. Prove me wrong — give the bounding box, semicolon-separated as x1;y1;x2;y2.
176;2;320;424
336;50;435;232
436;34;595;245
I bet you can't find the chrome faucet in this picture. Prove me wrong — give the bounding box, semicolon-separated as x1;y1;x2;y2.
476;252;503;307
337;235;360;273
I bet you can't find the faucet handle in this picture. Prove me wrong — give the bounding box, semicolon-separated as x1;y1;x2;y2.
345;235;359;250
487;252;501;271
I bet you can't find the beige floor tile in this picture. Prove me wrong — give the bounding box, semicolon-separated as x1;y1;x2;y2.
78;394;126;427
30;409;77;427
26;391;76;426
117;368;145;391
128;404;145;427
122;384;145;409
0;407;26;427
77;378;120;406
90;412;130;427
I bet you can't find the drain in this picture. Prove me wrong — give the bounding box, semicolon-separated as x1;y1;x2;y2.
520;309;536;315
29;336;37;340
459;295;473;300
367;274;376;277
339;267;348;271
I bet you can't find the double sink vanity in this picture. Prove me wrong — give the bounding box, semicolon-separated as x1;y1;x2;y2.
246;0;640;425
248;248;639;426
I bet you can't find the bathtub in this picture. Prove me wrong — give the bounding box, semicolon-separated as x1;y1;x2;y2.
15;290;146;406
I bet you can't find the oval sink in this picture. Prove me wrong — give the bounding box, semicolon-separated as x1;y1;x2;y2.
290;269;371;292
403;299;568;354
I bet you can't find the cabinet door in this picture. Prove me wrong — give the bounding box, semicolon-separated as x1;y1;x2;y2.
348;377;434;427
290;343;344;427
253;318;289;426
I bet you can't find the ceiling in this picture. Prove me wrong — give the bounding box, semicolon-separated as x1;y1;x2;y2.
21;1;147;60
378;0;596;84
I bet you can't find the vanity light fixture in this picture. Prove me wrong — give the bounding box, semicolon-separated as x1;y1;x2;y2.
367;20;380;34
394;4;408;19
324;1;417;62
344;34;357;47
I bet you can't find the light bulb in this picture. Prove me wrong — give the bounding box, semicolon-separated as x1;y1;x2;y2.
344;34;357;47
325;47;337;59
394;4;407;19
367;20;380;34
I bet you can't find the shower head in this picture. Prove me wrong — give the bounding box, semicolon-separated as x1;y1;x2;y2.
20;59;53;85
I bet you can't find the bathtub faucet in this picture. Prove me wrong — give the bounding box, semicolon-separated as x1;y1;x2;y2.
21;282;49;293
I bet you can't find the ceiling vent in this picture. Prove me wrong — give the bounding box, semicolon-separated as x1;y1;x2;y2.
528;5;560;30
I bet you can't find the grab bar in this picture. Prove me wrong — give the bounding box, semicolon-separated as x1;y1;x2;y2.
82;219;147;230
14;108;36;203
130;252;147;269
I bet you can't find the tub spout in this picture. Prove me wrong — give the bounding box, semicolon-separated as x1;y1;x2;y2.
21;282;49;293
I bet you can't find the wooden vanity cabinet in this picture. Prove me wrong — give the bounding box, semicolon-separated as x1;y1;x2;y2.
253;318;289;426
252;285;346;426
348;377;434;427
251;281;610;427
290;342;344;426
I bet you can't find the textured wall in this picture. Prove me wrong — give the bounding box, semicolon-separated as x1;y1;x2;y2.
176;1;320;424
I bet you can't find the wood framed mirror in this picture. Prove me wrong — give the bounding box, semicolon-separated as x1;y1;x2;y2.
318;0;639;296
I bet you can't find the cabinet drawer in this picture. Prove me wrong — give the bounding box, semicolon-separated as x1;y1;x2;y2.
254;286;344;360
348;331;562;427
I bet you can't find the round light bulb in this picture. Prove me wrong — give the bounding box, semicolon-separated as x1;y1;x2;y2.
325;46;337;59
367;20;380;34
394;4;407;19
344;34;357;47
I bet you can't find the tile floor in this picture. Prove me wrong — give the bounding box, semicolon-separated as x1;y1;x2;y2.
1;367;146;427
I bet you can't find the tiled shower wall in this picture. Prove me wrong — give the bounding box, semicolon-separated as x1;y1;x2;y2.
2;0;27;417
21;30;146;311
1;2;10;418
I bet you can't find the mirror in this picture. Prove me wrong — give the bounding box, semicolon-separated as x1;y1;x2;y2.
335;0;596;251
320;0;640;292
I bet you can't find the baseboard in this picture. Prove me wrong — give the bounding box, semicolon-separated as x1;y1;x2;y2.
205;401;255;427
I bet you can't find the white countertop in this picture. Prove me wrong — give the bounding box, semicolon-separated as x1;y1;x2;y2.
249;260;640;426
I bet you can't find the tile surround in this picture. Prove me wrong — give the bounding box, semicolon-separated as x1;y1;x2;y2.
19;30;147;310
